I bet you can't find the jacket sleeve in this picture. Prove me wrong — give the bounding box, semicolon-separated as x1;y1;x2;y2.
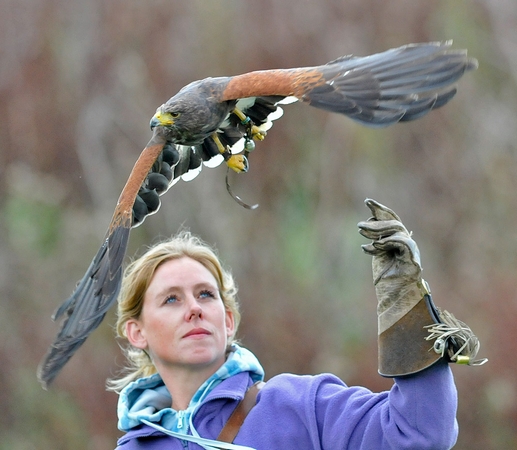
313;359;458;450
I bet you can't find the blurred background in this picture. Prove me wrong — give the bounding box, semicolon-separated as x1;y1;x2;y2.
1;0;516;448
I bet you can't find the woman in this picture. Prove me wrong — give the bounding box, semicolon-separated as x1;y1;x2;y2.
111;199;482;450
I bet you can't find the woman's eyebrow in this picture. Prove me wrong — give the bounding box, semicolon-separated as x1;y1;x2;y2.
152;281;218;298
194;281;220;291
151;285;181;301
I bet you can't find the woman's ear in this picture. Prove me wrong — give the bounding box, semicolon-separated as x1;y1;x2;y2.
225;310;235;340
125;319;148;350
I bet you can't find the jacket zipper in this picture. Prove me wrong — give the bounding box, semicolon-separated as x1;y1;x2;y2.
177;411;189;448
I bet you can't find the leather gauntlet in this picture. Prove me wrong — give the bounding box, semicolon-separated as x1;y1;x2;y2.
358;199;487;377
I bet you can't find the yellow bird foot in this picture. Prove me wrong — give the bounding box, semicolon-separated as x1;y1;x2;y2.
227;154;249;173
211;132;249;173
250;125;266;141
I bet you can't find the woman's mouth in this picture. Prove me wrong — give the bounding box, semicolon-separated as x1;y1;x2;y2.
183;328;211;339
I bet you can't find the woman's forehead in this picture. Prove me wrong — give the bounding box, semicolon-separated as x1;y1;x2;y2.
149;256;219;289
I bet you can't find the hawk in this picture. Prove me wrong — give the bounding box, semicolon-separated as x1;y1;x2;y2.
38;41;477;387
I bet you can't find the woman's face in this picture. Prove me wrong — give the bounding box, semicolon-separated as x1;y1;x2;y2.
126;256;235;374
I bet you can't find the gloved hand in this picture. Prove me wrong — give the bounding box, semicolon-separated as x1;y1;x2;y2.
358;198;486;376
358;199;425;332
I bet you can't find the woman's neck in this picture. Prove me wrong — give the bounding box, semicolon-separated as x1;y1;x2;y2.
159;364;221;411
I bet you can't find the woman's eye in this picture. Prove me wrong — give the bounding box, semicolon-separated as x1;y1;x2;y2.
164;295;178;304
199;290;216;299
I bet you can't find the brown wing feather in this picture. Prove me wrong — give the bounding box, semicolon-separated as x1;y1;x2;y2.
221;68;318;101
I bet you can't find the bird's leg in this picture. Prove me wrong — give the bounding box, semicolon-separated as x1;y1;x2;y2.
212;133;249;173
232;107;266;142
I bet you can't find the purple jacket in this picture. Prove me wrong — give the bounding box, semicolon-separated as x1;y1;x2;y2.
116;360;458;449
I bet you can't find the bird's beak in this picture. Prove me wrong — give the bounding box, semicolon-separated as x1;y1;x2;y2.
150;107;175;129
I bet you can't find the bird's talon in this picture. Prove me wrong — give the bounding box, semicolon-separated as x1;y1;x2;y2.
227;154;249;173
251;125;266;141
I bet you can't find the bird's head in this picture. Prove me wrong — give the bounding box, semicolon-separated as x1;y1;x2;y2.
150;105;179;129
150;79;233;145
150;102;195;144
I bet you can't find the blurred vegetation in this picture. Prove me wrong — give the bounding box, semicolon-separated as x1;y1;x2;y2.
1;0;516;448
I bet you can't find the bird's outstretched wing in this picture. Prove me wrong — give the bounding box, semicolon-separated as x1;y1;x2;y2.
38;127;168;387
221;41;477;126
38;41;477;387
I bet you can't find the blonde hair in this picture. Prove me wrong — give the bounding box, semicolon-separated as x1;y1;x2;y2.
107;231;240;392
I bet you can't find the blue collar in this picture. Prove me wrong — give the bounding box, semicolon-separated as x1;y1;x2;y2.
117;344;264;433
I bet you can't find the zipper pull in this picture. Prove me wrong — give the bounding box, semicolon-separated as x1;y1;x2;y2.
177;410;186;430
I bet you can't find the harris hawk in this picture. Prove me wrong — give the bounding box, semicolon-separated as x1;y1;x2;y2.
38;41;477;387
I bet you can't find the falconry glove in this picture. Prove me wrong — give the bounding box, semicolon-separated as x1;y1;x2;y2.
358;199;487;377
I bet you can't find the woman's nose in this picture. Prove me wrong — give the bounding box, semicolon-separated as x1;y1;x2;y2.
185;296;202;320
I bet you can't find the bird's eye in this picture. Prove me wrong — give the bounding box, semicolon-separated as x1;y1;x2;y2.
170;112;181;119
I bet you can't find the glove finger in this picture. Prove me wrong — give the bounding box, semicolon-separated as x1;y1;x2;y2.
373;235;421;267
364;198;402;222
361;243;383;256
357;219;409;240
